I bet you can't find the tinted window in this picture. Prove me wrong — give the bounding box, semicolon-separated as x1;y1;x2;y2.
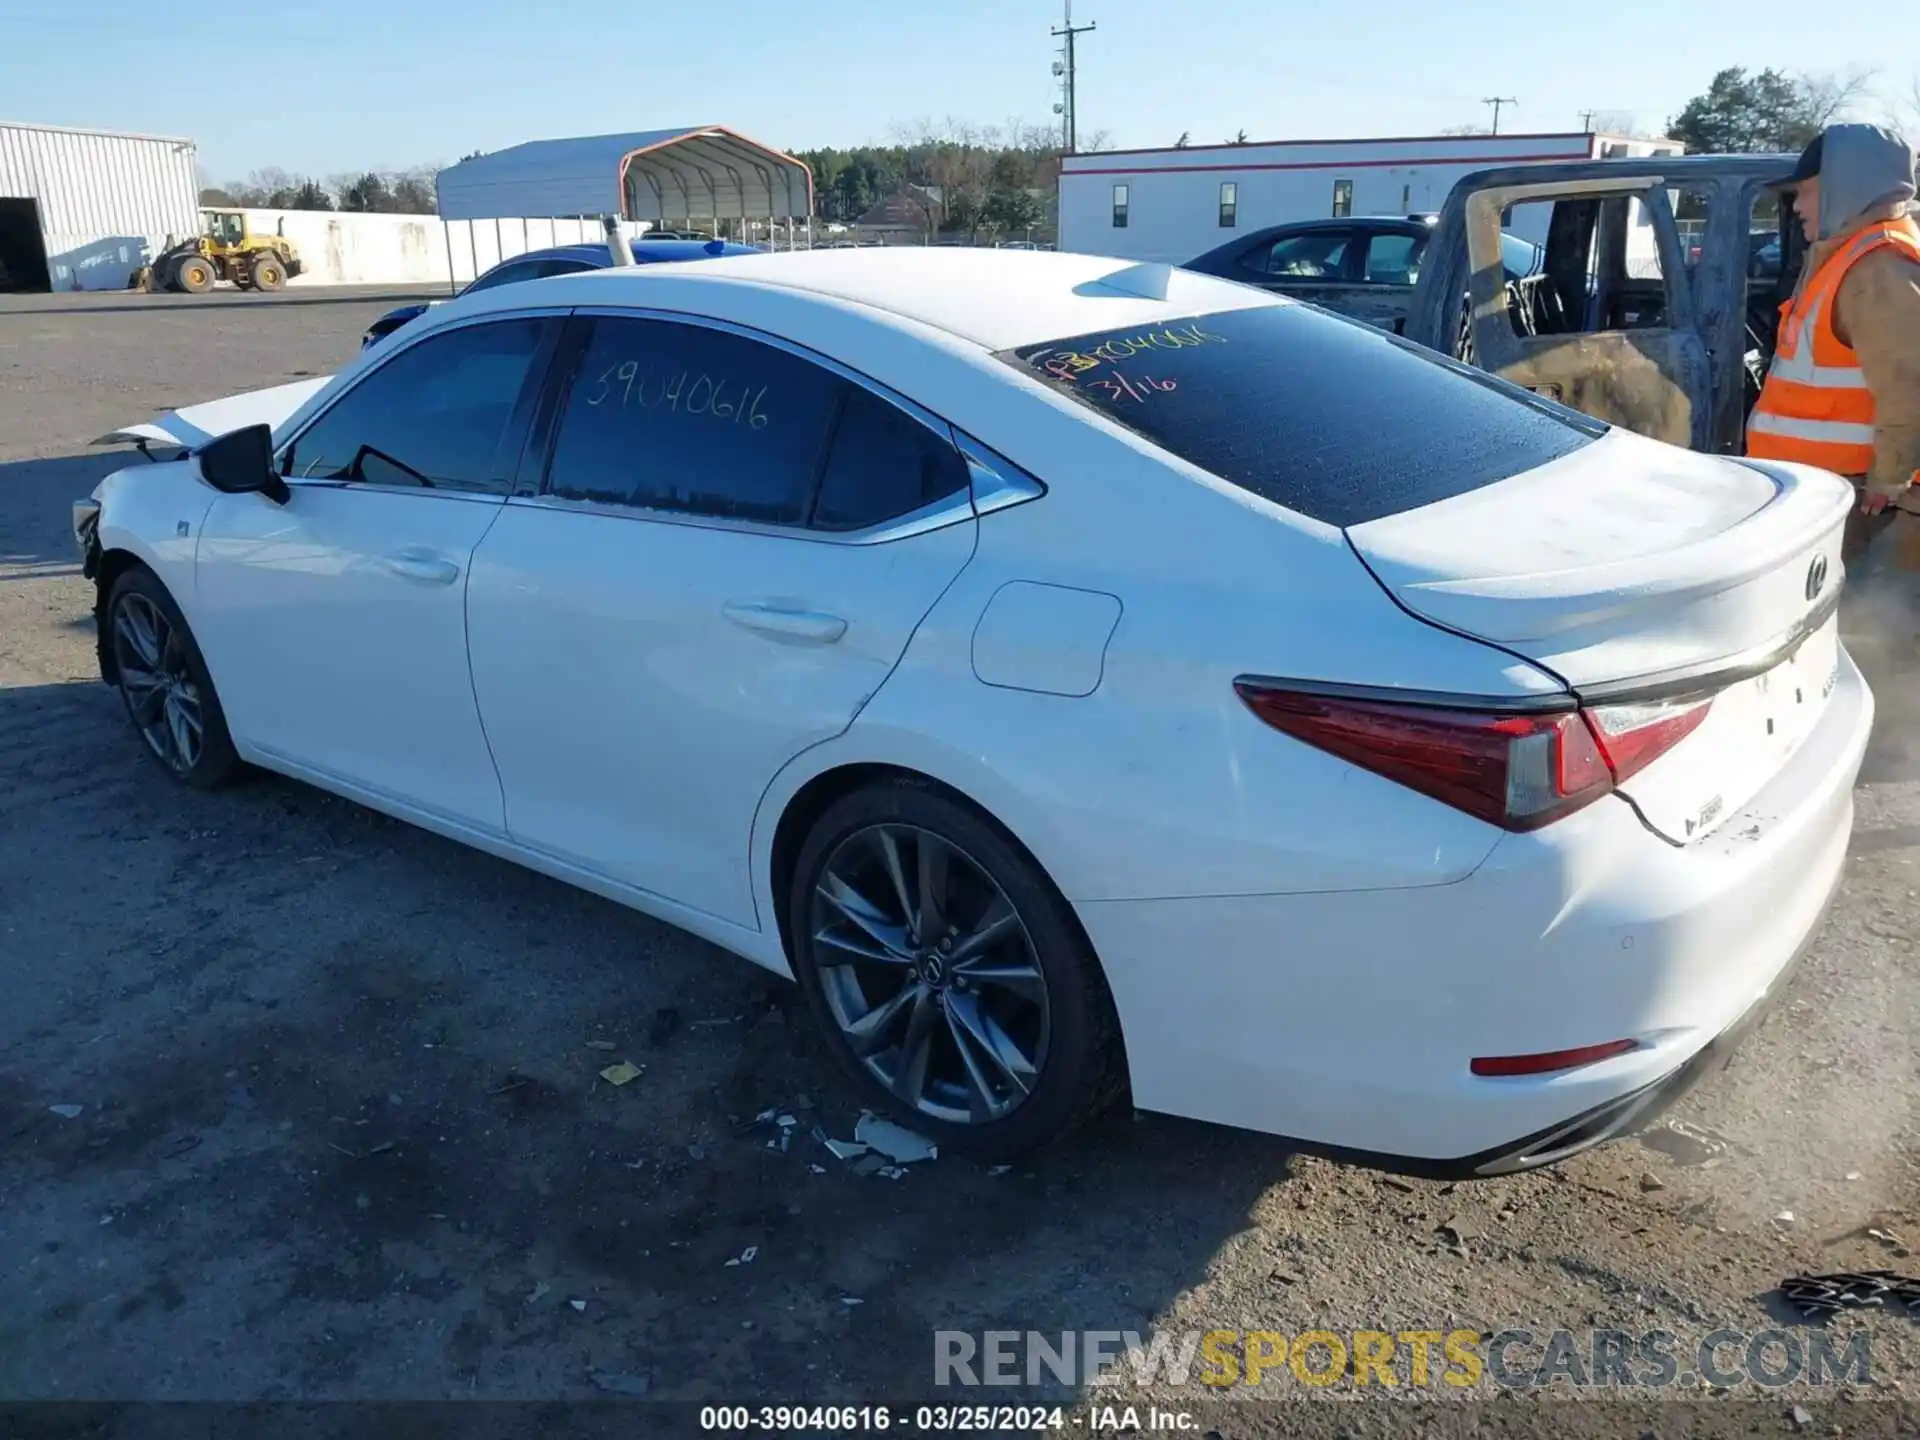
1362;232;1424;284
547;317;840;524
812;387;969;531
283;319;551;493
1004;306;1601;528
465;256;596;294
1254;232;1351;278
465;261;544;294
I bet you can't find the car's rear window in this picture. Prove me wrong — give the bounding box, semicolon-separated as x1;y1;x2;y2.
1004;304;1602;527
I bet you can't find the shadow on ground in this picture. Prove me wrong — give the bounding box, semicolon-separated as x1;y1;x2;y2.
0;452;144;574
0;675;1299;1401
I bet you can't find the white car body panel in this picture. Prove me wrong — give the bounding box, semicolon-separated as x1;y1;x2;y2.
82;250;1874;1170
194;484;511;831
1079;643;1868;1158
1346;434;1852;687
1348;433;1854;847
90;461;218;603
466;498;977;927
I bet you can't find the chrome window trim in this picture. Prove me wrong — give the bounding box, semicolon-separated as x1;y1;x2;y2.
273;306;575;484
276;479;510;506
507;487;975;547
954;433;1047;517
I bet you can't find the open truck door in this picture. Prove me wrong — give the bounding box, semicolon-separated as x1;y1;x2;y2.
1409;172;1714;450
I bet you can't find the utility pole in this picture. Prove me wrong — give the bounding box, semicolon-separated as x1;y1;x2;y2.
1579;109;1596;133
1482;96;1518;135
1052;0;1096;155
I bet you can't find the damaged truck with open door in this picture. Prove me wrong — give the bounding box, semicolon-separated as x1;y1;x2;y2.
1404;155;1803;456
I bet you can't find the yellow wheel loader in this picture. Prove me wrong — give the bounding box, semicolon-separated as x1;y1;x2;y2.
138;209;304;293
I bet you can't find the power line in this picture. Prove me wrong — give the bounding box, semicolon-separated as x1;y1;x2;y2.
1482;96;1518;135
1051;0;1096;155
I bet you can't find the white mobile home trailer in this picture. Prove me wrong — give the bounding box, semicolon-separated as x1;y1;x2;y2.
1058;132;1684;263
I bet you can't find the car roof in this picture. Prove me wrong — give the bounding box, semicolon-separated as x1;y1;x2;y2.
495;239;761;268
464;247;1278;351
1243;216;1426;238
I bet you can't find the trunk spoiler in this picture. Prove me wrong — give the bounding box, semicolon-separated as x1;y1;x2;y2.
92;376;331;453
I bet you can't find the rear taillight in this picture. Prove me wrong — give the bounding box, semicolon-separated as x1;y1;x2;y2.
1581;695;1713;783
1234;682;1713;832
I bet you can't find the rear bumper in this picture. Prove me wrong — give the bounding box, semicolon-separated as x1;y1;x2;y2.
1078;645;1873;1172
1401;891;1825;1178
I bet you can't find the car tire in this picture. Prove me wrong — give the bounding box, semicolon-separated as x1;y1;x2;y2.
176;257;214;294
788;779;1124;1158
249;255;286;292
107;566;242;789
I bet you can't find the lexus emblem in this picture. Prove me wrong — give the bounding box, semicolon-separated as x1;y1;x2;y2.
1806;554;1829;601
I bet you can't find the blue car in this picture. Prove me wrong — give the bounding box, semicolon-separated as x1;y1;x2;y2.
361;237;761;348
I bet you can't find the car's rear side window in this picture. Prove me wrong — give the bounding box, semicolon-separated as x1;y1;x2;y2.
547;316;841;524
811;386;969;531
1004;304;1602;527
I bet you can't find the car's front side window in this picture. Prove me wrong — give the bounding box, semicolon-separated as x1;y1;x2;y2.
282;319;554;493
545;317;843;525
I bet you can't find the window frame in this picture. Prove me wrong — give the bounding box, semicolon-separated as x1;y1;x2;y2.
1112;183;1130;228
514;307;1041;546
273;310;567;500
1218;181;1237;228
1332;179;1354;218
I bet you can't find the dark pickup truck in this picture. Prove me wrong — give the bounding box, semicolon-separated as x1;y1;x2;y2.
1403;153;1804;456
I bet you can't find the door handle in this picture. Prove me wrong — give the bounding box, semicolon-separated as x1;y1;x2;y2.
722;600;847;645
379;549;461;586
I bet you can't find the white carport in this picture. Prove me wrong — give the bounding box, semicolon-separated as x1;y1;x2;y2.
435;126;814;248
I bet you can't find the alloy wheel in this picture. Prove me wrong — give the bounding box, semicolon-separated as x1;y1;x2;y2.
113;593;204;775
809;823;1051;1125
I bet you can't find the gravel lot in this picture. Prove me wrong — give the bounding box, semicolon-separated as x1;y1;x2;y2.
2;286;1917;1432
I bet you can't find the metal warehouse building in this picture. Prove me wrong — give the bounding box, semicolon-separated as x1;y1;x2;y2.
0;121;199;292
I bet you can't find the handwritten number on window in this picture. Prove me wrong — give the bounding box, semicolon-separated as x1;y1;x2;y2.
1089;371;1178;404
584;361;769;428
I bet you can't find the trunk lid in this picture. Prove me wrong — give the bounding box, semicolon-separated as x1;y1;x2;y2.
1345;429;1853;842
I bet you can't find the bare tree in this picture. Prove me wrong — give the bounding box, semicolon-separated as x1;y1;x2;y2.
1438;123;1489;136
895;119;1003;241
1882;72;1920;138
1798;66;1876;130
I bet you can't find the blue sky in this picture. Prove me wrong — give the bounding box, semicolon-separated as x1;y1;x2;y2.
0;0;1907;182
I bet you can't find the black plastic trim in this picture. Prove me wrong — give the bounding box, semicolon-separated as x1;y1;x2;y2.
1232;674;1577;715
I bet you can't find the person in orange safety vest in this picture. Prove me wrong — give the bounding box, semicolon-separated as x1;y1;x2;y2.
1747;124;1920;567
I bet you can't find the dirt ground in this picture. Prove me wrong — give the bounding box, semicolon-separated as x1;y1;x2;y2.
2;286;1918;1433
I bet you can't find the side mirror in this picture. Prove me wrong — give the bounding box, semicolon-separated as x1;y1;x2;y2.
198;424;289;504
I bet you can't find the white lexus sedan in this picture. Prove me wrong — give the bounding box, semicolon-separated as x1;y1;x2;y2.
75;248;1872;1174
